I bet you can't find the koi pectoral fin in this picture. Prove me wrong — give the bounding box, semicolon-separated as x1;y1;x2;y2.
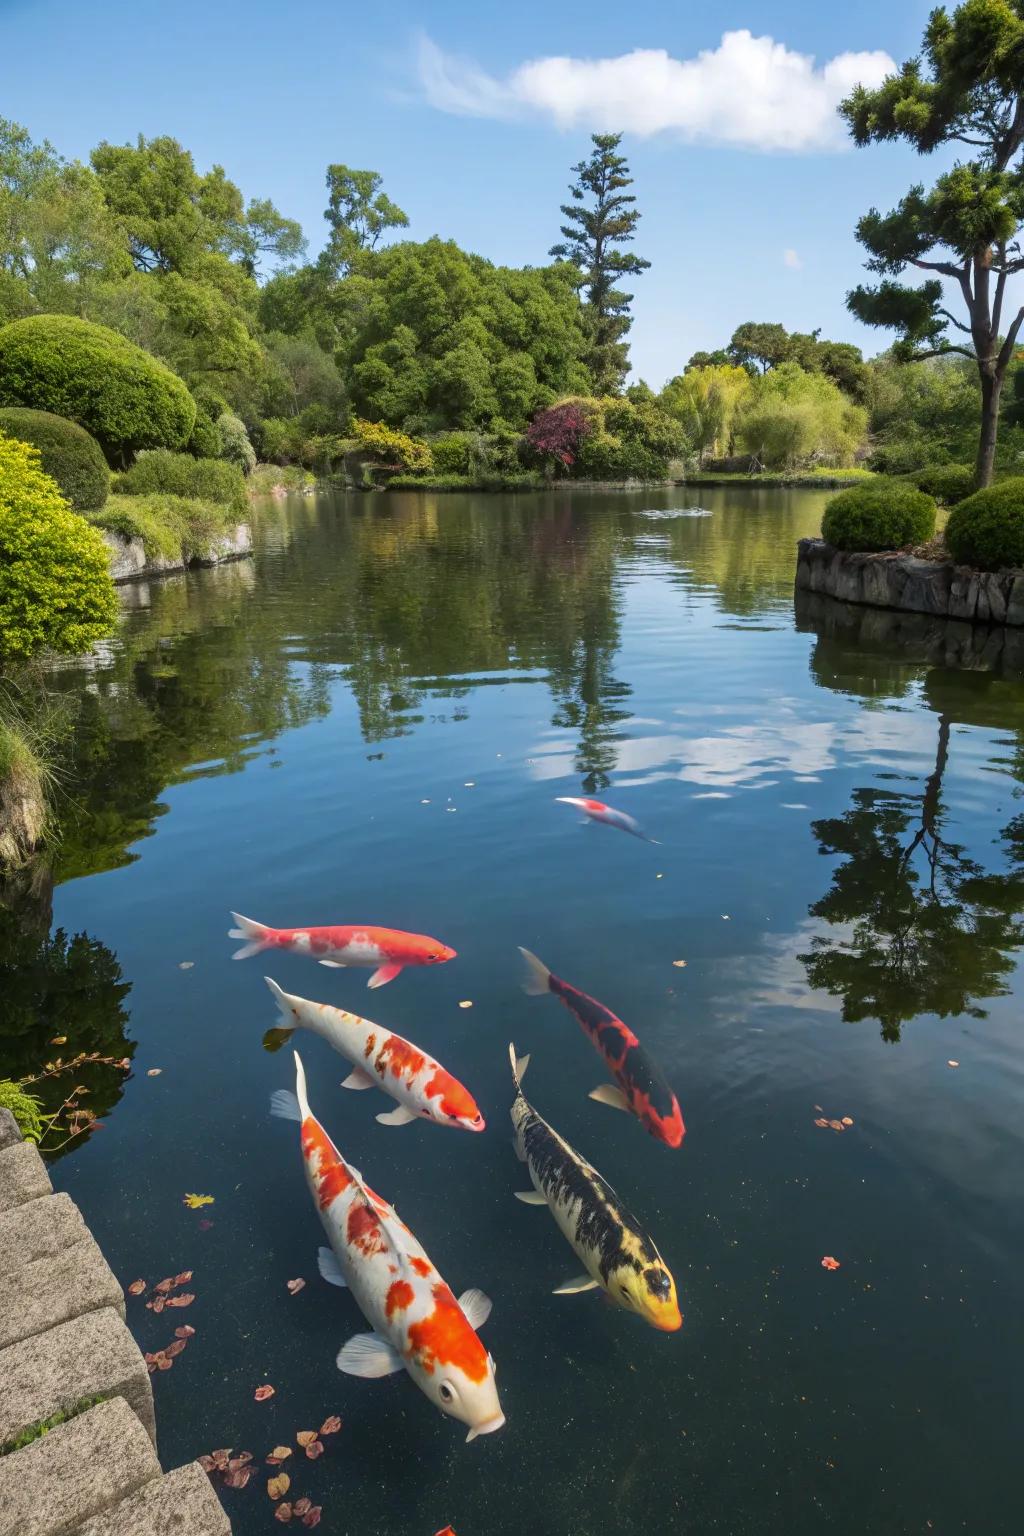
341;1067;376;1091
589;1083;630;1112
318;1247;347;1287
457;1288;493;1330
376;1104;417;1126
514;1191;547;1205
553;1276;599;1295
319;959;346;968
368;963;403;989
337;1332;404;1377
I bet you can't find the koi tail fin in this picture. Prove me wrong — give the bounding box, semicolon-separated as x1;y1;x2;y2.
518;947;552;997
270;1089;301;1121
229;911;272;960
293;1050;312;1122
508;1041;531;1089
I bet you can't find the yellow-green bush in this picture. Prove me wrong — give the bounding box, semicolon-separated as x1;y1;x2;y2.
353;418;433;472
113;450;246;515
0;433;117;659
0;408;109;511
92;493;232;563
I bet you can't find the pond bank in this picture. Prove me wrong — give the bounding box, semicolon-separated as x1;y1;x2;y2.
0;1109;229;1534
796;536;1024;626
103;526;252;584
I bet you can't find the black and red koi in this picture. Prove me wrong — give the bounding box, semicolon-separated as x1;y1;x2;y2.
518;948;685;1148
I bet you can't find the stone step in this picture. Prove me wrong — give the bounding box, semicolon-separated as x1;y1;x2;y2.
0;1228;124;1351
0;1192;90;1277
0;1107;21;1150
0;1306;155;1450
70;1461;231;1536
0;1139;52;1214
0;1397;159;1536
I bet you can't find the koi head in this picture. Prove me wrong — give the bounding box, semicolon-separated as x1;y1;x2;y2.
405;1284;505;1440
424;1069;485;1132
433;1365;505;1442
612;1262;682;1333
423;941;456;965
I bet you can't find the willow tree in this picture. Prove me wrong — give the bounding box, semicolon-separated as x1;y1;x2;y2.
842;0;1024;486
550;134;649;394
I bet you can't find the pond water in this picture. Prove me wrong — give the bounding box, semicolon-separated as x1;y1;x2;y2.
9;486;1024;1534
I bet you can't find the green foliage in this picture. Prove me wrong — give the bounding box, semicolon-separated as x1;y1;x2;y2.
217;411;256;474
660;365;752;463
0;1079;43;1141
353;419;432;472
736;364;868;469
0;432;118;658
546;394;681;481
113;449;246;515
186;404;222;459
901;463;976;504
1;1396;109;1456
728;322;791;374
945;478;1024;569
822;480;937;552
247;463;315;496
321;164;409;275
0;408;108;509
550;134;649;394
866;353;981;473
94;492;232;562
386;471;542;492
0;315;195;465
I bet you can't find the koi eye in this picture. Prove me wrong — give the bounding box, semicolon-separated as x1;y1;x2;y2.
439;1381;456;1404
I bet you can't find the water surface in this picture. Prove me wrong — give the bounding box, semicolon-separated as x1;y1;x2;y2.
9;486;1023;1535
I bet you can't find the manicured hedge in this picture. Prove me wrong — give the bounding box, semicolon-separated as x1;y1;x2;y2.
944;478;1024;571
821;480;936;553
93;493;233;563
0;432;117;659
901;463;975;505
113;450;246;515
0;315;195;465
0;408;109;510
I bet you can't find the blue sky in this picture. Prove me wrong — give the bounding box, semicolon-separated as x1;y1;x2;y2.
1;0;948;385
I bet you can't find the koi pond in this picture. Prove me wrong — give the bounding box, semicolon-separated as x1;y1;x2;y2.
8;486;1023;1534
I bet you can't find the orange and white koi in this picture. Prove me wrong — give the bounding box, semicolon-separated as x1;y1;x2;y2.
555;797;658;843
272;1052;504;1442
519;948;685;1148
509;1045;681;1331
263;978;485;1131
229;912;455;988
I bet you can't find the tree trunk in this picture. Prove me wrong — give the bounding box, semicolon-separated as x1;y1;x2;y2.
975;370;1002;488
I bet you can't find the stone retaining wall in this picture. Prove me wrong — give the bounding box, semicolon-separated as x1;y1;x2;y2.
103;525;252;584
0;1109;230;1536
795;537;1024;626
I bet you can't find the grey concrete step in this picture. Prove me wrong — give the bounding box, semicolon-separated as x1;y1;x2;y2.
0;1139;52;1213
70;1461;231;1536
0;1193;90;1277
0;1397;159;1536
0;1230;125;1350
0;1107;21;1150
0;1306;155;1450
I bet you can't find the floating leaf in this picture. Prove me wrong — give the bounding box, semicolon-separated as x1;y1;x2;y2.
147;1069;163;1077
254;1384;275;1402
175;1325;195;1339
821;1256;841;1271
828;1119;844;1131
166;1293;195;1308
263;1027;294;1054
268;1446;292;1463
164;1339;186;1358
813;1118;829;1129
174;1270;193;1284
268;1473;291;1501
295;1431;317;1448
302;1509;322;1529
319;1415;341;1436
458;1000;473;1009
841;1117;854;1127
948;1059;960;1068
228;1453;253;1470
286;1278;305;1296
155;1277;175;1293
183;1193;214;1209
304;1440;324;1460
275;1505;293;1524
50;1035;67;1045
672;960;687;969
223;1466;253;1489
146;1297;165;1314
179;961;194;970
127;1279;147;1296
198;1455;216;1474
293;1499;311;1517
157;1354;172;1371
211;1450;231;1469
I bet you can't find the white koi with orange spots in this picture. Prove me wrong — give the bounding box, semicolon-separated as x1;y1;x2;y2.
272;1052;504;1442
263;978;485;1131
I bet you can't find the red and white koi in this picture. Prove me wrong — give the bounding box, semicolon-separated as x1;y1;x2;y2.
272;1052;504;1442
263;978;485;1131
229;912;456;989
555;797;658;843
519;948;685;1148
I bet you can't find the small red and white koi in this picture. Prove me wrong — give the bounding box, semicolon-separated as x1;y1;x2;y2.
555;797;658;843
263;978;485;1131
272;1052;504;1443
229;912;456;989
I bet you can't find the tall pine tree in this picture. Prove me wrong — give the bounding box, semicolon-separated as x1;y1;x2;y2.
550;134;649;394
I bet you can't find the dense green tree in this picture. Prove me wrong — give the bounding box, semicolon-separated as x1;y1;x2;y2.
842;0;1024;486
685;348;731;371
734;363;867;469
660;364;752;463
866;351;981;472
320;165;408;276
728;322;791;374
550;134;649;394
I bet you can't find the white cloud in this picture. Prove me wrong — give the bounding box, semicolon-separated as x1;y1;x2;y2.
416;30;894;152
783;248;803;269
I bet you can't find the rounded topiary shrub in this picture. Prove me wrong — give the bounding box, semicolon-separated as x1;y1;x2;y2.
945;478;1024;571
217;412;256;476
821;481;936;553
113;449;246;516
0;408;109;511
0;432;118;660
0;315;195;466
904;464;975;505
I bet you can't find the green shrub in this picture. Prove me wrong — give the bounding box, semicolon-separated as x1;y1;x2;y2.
0;408;109;511
353;418;433;472
386;471;542;492
431;432;475;476
821;480;937;552
902;463;975;504
93;493;231;563
113;450;246;516
186;405;222;460
944;478;1024;570
0;316;195;465
248;464;315;496
217;412;256;475
0;432;118;659
0;1080;43;1141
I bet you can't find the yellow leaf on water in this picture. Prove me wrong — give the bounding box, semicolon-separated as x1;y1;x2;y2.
458;1000;473;1009
50;1036;67;1045
267;1473;291;1501
183;1193;215;1209
672;960;687;968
